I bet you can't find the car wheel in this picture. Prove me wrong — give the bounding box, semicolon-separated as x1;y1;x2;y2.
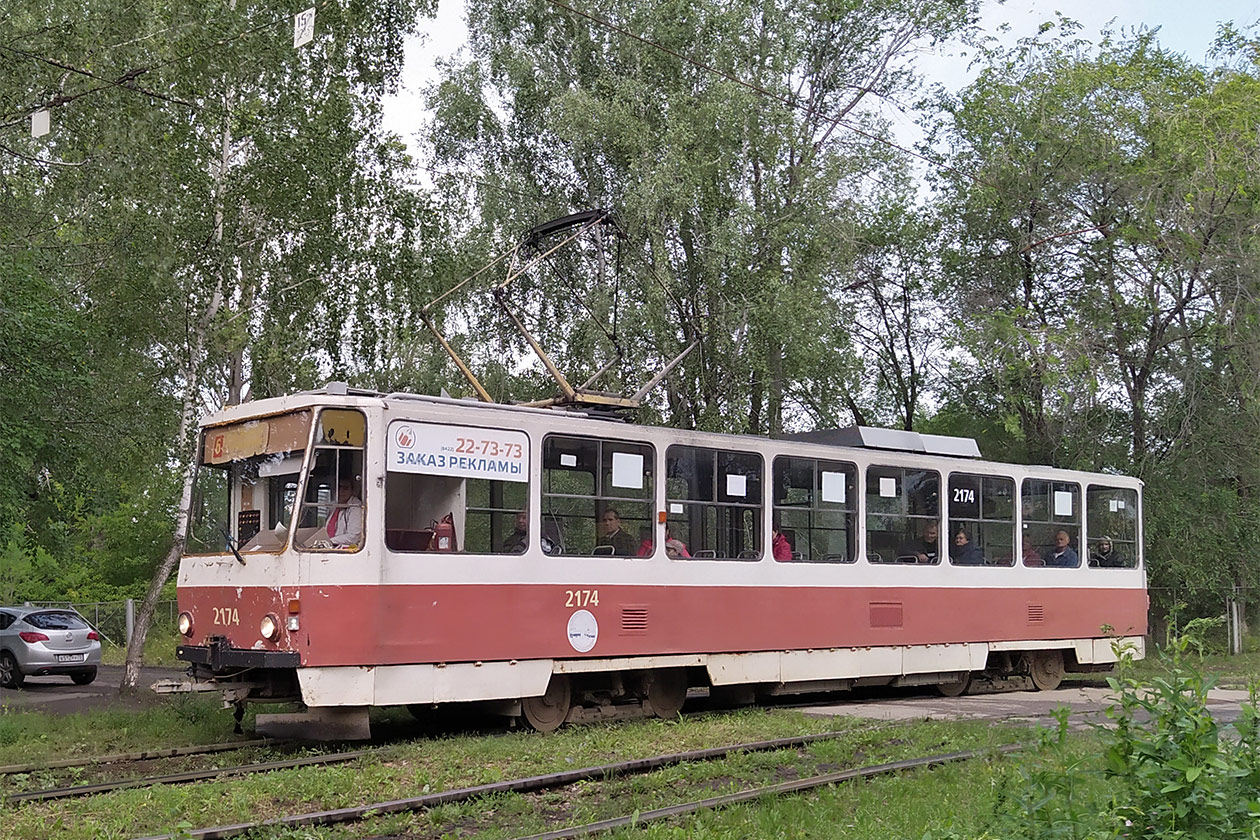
0;651;24;689
71;667;97;686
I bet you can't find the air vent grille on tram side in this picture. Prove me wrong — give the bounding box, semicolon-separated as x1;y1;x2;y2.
621;608;648;634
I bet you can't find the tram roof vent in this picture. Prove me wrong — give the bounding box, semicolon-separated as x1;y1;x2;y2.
783;426;981;459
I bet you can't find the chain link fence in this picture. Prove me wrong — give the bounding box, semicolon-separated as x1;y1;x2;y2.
1147;586;1259;654
25;599;177;647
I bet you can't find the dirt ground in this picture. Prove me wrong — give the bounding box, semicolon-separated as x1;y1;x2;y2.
0;665;189;715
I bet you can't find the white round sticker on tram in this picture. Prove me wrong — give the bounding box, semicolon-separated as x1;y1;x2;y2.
566;609;599;653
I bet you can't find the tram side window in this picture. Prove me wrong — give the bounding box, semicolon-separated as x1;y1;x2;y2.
666;446;763;560
947;474;1015;567
773;456;856;563
1086;486;1140;568
866;467;940;564
384;421;531;554
542;436;655;557
1022;479;1081;567
296;409;367;552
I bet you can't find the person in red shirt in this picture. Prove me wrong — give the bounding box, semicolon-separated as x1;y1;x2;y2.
771;527;793;562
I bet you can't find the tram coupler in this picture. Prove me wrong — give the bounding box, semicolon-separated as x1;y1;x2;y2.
254;706;372;741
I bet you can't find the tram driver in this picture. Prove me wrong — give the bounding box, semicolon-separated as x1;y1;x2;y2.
324;477;363;548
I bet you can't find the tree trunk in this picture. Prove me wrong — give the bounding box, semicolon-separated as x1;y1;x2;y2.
121;29;234;691
119;285;224;692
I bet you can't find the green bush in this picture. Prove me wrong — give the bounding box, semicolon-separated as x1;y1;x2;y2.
929;637;1260;839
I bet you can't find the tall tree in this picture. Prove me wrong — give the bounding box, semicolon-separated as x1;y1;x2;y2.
928;22;1260;614
425;0;978;433
2;0;437;687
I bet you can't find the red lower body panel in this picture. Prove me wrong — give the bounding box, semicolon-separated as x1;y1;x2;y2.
179;584;1148;668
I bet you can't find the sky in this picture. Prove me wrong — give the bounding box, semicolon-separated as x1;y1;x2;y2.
380;0;1260;160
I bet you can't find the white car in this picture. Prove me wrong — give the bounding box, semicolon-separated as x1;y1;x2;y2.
0;607;101;688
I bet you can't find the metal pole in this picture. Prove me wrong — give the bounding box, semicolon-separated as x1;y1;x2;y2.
126;598;135;646
1235;591;1244;655
1227;590;1242;656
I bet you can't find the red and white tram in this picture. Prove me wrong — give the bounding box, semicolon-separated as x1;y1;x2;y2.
173;384;1147;738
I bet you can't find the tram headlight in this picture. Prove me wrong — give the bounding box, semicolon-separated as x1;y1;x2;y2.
260;614;280;641
177;612;193;637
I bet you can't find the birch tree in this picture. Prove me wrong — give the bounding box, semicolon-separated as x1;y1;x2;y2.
2;0;435;688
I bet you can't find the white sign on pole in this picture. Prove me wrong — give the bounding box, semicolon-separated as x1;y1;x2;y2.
294;7;316;48
31;110;50;138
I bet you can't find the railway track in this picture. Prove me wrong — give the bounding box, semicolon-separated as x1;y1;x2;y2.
506;745;1025;840
0;739;275;776
128;730;1024;840
5;748;373;804
5;674;1083;812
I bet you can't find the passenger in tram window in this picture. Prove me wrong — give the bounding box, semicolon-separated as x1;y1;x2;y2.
596;508;637;556
1089;536;1124;568
664;525;691;559
636;526;653;557
950;528;984;565
1042;529;1080;567
1022;535;1045;566
541;518;563;555
771;527;793;562
327;478;363;548
897;521;939;563
500;511;529;554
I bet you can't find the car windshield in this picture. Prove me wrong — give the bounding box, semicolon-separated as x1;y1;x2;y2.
24;611;89;630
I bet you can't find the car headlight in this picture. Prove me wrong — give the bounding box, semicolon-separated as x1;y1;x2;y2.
177;612;193;636
260;614;280;641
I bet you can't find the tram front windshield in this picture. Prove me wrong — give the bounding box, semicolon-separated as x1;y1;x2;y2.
187;411;312;555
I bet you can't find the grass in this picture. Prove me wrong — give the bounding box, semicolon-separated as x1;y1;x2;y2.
0;694;239;767
1115;644;1260;688
0;706;1033;840
98;622;183;667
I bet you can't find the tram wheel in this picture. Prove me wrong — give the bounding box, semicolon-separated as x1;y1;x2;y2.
936;672;971;697
522;674;571;732
646;669;688;719
1027;650;1065;691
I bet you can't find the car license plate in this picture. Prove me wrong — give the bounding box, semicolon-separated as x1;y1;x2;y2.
56;654;83;663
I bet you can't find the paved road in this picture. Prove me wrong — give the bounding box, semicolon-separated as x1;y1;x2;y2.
801;683;1251;728
0;665;188;715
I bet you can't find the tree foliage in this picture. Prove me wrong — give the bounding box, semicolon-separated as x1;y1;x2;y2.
425;0;979;433
6;1;1260;645
928;23;1260;609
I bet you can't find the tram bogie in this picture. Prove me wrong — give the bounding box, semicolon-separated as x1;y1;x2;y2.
170;386;1147;739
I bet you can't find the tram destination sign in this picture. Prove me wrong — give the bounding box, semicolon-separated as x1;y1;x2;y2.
388;421;528;483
